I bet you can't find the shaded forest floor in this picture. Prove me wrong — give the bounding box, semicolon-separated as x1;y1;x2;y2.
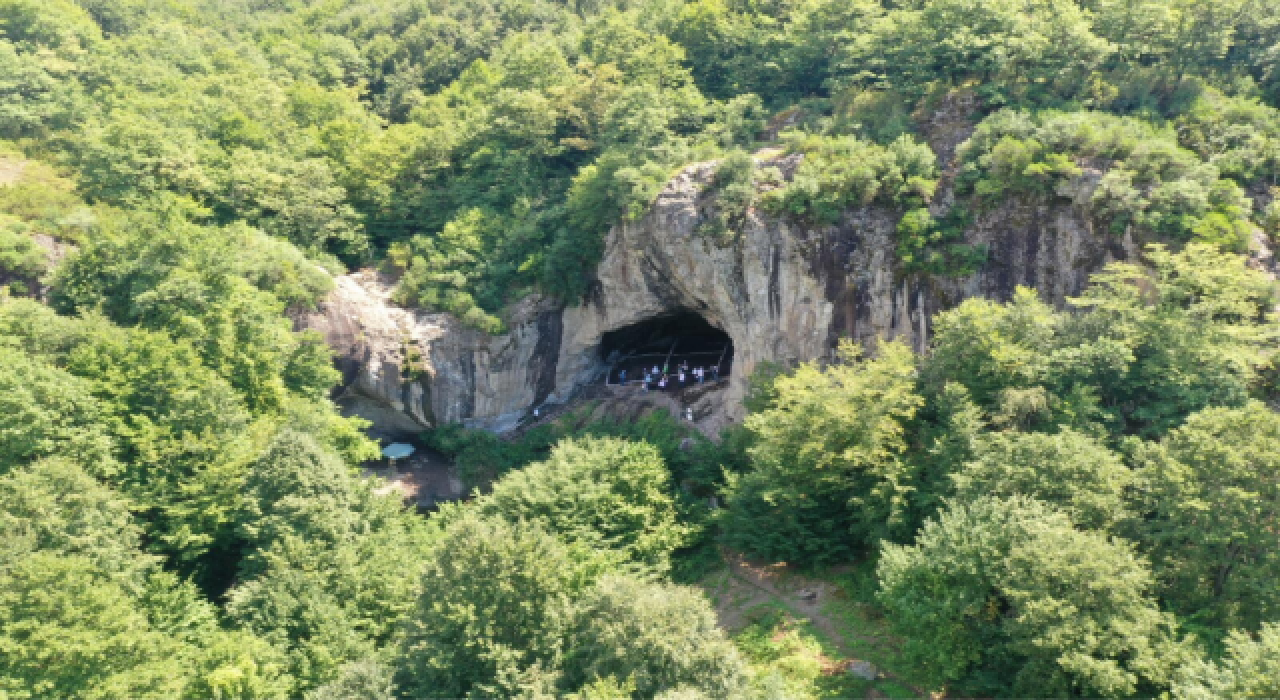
701;551;939;699
366;448;467;508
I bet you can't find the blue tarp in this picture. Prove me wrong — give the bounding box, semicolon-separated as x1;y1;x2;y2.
381;443;415;460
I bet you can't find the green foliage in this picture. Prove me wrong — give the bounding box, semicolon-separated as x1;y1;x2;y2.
58;323;259;580
951;429;1133;530
5;0;1280;695
563;575;747;697
238;430;365;557
924;244;1276;437
0;347;118;476
389;208;509;333
0;458;291;699
228;536;416;693
958;109;1260;248
428;402;727;494
0;458;146;579
1130;402;1280;632
220;149;368;260
362;16;762;323
1176;90;1280;185
0;153;93;242
396;505;737;698
732;609;865;699
424;420;560;487
923;287;1059;416
721;341;923;566
228;428;435;690
395;514;604;698
2;241;369;592
473;436;690;575
696;149;756;243
1173;623;1280;700
50;209;338;410
0;226;47;295
893;205;985;277
0;550;196;699
308;660;396;700
859;0;1112;106
762;134;938;225
1264;190;1280;240
837;89;914;144
1065;244;1276;436
878;496;1189;698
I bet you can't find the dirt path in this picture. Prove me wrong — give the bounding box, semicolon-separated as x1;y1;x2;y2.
366;447;465;508
0;155;27;186
717;552;929;698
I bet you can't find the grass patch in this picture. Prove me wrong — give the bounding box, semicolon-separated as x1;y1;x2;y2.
734;606;868;700
698;552;940;698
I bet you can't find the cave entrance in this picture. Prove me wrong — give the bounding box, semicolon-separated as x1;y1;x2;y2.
598;311;734;387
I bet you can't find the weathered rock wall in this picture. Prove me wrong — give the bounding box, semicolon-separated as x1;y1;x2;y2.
552;157;834;427
301;152;1140;435
295;271;562;436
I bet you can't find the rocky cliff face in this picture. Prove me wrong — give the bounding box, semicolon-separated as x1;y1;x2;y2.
301;150;1143;436
295;272;562;435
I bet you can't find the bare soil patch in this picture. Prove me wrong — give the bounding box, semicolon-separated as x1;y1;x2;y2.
0;156;27;186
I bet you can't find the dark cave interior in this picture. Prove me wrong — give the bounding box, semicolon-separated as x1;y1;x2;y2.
598;311;734;385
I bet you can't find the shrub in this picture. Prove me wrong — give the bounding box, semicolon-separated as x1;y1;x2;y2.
696;150;755;244
959;110;1259;244
878;496;1190;698
472;437;690;575
0;226;47;295
563;575;746;698
762;133;937;224
720;341;923;565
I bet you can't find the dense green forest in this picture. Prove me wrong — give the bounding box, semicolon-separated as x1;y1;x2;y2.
4;0;1280;697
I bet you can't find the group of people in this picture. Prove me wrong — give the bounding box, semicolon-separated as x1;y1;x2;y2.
617;360;720;392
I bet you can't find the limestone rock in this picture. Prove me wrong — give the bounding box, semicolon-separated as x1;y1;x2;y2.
848;660;878;681
294;270;561;436
300;151;1132;437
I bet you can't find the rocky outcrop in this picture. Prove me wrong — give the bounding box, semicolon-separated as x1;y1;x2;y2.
552;157;834;427
295;271;562;436
301;151;1137;435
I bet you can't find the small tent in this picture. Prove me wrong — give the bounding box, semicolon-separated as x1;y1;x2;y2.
381;442;415;464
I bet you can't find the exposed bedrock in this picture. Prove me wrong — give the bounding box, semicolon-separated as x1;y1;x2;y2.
301;153;1139;435
295;272;562;435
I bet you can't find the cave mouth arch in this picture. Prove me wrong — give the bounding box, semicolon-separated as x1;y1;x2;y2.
598;311;734;385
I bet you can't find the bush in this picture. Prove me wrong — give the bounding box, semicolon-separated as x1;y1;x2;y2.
951;428;1132;530
472;437;691;575
0;227;47;296
893;205;984;277
878;496;1190;698
424;421;558;488
762;133;937;224
958;109;1260;245
696;149;755;243
563;575;746;698
720;341;923;566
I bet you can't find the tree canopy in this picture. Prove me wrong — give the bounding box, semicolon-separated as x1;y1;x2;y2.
6;0;1280;696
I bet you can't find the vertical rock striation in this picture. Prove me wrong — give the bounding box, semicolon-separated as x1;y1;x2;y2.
301;153;1135;435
